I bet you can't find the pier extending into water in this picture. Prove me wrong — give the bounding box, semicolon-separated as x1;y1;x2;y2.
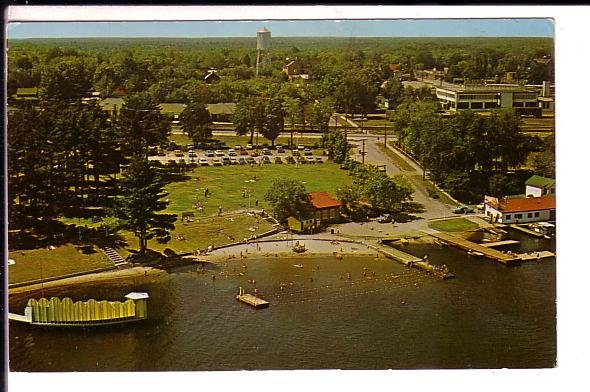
427;231;521;266
372;242;454;279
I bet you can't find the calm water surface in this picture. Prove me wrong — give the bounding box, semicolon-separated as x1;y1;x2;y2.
9;231;556;371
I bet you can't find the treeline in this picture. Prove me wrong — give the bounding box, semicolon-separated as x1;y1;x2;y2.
8;36;553;101
8;93;176;252
391;101;552;202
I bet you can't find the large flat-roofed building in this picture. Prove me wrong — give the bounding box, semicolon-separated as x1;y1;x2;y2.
436;83;539;113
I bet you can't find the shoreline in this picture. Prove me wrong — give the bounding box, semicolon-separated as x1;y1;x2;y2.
8;266;165;296
8;236;435;297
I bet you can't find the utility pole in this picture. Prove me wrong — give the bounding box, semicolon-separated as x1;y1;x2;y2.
361;139;366;164
384;123;387;146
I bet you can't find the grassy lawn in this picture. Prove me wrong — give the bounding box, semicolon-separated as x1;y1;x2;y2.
428;218;480;232
122;213;275;254
8;244;114;285
165;162;352;217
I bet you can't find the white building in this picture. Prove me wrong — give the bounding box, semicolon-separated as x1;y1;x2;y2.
525;175;556;197
484;195;556;224
435;83;540;113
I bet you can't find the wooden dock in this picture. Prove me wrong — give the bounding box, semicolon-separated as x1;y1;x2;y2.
517;251;555;261
373;243;454;279
427;231;520;266
481;240;520;248
508;224;545;238
236;288;269;309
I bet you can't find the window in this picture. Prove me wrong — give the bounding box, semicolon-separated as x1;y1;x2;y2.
512;101;524;107
484;102;498;109
457;102;469;109
528;213;533;218
470;102;483;109
534;212;540;217
515;213;523;219
505;214;511;220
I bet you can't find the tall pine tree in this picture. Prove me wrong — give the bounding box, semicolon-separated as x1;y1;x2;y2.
116;157;176;254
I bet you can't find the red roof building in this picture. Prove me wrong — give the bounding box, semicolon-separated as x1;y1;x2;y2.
308;192;342;222
484;195;556;224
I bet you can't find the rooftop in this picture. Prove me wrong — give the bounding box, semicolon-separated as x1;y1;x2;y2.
206;103;236;116
526;175;556;189
495;195;556;213
436;83;538;94
309;192;342;210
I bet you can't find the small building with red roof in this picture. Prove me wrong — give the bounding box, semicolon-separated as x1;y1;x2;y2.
484;195;556;224
308;192;343;223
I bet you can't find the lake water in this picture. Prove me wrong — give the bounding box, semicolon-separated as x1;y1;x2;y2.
9;230;556;371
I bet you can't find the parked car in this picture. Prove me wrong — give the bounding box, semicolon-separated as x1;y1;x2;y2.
234;144;242;150
285;156;296;164
250;151;260;157
205;150;215;157
157;150;167;157
222;157;231;165
306;156;316;164
188;151;197;158
246;157;256;164
246;143;254;150
452;205;474;214
262;148;272;155
199;158;209;166
274;156;283;164
376;214;392;223
315;157;323;163
296;156;306;164
238;157;247;165
211;158;222;166
230;157;238;165
214;150;225;157
228;149;237;156
239;148;249;155
291;149;300;156
174;150;184;157
261;156;271;164
276;145;285;153
303;148;313;156
298;144;305;150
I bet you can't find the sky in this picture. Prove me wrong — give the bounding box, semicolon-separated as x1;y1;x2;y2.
6;18;554;39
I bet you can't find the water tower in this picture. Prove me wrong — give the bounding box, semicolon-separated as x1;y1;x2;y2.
256;27;271;77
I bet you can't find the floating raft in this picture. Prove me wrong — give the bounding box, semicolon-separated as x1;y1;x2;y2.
236;287;269;309
8;292;149;327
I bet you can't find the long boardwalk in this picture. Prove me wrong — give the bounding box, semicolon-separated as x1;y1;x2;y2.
426;231;521;265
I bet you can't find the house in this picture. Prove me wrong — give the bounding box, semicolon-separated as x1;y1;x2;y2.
484;195;556;224
159;103;187;125
13;87;39;102
99;97;125;118
282;59;310;81
111;86;128;97
206;103;236;122
309;192;342;223
287;216;317;233
204;70;220;84
525;175;555;197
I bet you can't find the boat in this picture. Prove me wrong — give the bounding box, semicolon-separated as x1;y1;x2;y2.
292;264;303;268
467;250;485;257
8;292;149;327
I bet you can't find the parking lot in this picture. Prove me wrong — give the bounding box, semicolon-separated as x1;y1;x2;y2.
148;143;328;166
